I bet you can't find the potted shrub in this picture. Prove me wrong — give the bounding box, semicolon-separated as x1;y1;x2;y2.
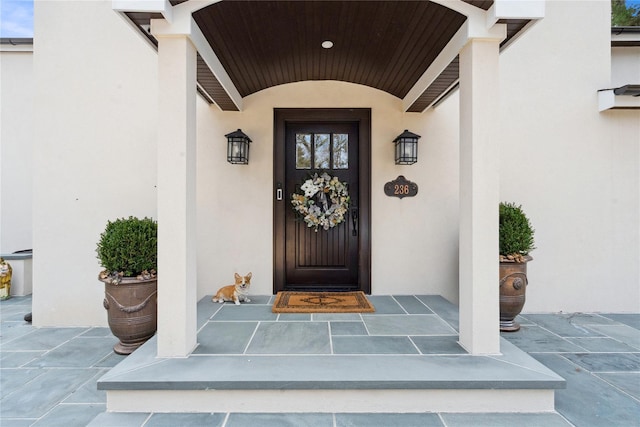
499;202;535;332
96;216;157;354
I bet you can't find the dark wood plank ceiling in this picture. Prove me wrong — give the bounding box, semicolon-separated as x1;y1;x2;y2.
463;0;493;10
125;0;531;112
193;1;466;99
407;56;459;112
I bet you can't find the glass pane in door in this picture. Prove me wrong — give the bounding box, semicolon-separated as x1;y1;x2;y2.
314;133;330;169
296;133;312;169
333;134;349;169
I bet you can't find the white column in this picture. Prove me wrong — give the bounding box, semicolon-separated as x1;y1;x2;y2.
458;37;501;355
156;35;198;357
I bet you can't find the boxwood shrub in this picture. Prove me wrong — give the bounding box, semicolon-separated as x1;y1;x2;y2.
96;216;157;277
499;202;535;257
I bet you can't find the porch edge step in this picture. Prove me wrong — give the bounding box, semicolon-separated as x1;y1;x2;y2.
105;388;557;413
98;337;564;392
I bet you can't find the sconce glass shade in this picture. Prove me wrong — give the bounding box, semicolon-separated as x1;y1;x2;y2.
225;129;252;165
393;129;421;165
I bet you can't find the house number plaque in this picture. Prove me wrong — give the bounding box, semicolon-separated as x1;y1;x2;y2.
384;175;418;199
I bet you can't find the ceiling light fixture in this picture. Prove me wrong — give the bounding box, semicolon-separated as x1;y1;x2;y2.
321;40;334;49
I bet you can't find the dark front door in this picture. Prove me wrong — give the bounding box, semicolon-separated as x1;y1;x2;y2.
274;109;371;293
285;122;358;290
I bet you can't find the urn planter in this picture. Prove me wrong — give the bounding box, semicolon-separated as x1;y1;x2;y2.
499;256;532;332
100;275;157;355
499;202;535;332
96;216;158;355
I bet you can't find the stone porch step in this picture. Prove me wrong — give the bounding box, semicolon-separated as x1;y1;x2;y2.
98;295;565;413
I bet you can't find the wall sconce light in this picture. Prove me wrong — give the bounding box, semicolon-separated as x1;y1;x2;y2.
225;129;252;165
393;129;421;165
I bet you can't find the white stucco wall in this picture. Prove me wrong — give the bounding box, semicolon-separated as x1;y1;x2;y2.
0;43;33;254
612;46;640;87
32;1;158;326
27;0;639;326
498;0;640;313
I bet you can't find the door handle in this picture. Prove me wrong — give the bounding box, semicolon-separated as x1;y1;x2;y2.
276;183;283;201
351;207;358;236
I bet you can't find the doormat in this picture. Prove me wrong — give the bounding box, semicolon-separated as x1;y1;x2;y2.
272;291;375;313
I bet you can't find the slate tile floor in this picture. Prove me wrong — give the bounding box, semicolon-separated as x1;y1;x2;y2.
1;295;639;426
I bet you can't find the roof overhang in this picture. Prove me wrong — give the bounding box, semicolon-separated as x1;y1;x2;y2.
611;26;640;47
113;0;543;112
599;85;640;111
0;37;34;52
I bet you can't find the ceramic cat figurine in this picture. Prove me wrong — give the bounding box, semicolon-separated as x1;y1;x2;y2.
213;272;252;305
0;258;13;300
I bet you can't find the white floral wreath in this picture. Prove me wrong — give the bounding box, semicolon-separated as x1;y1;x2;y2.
291;172;350;231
